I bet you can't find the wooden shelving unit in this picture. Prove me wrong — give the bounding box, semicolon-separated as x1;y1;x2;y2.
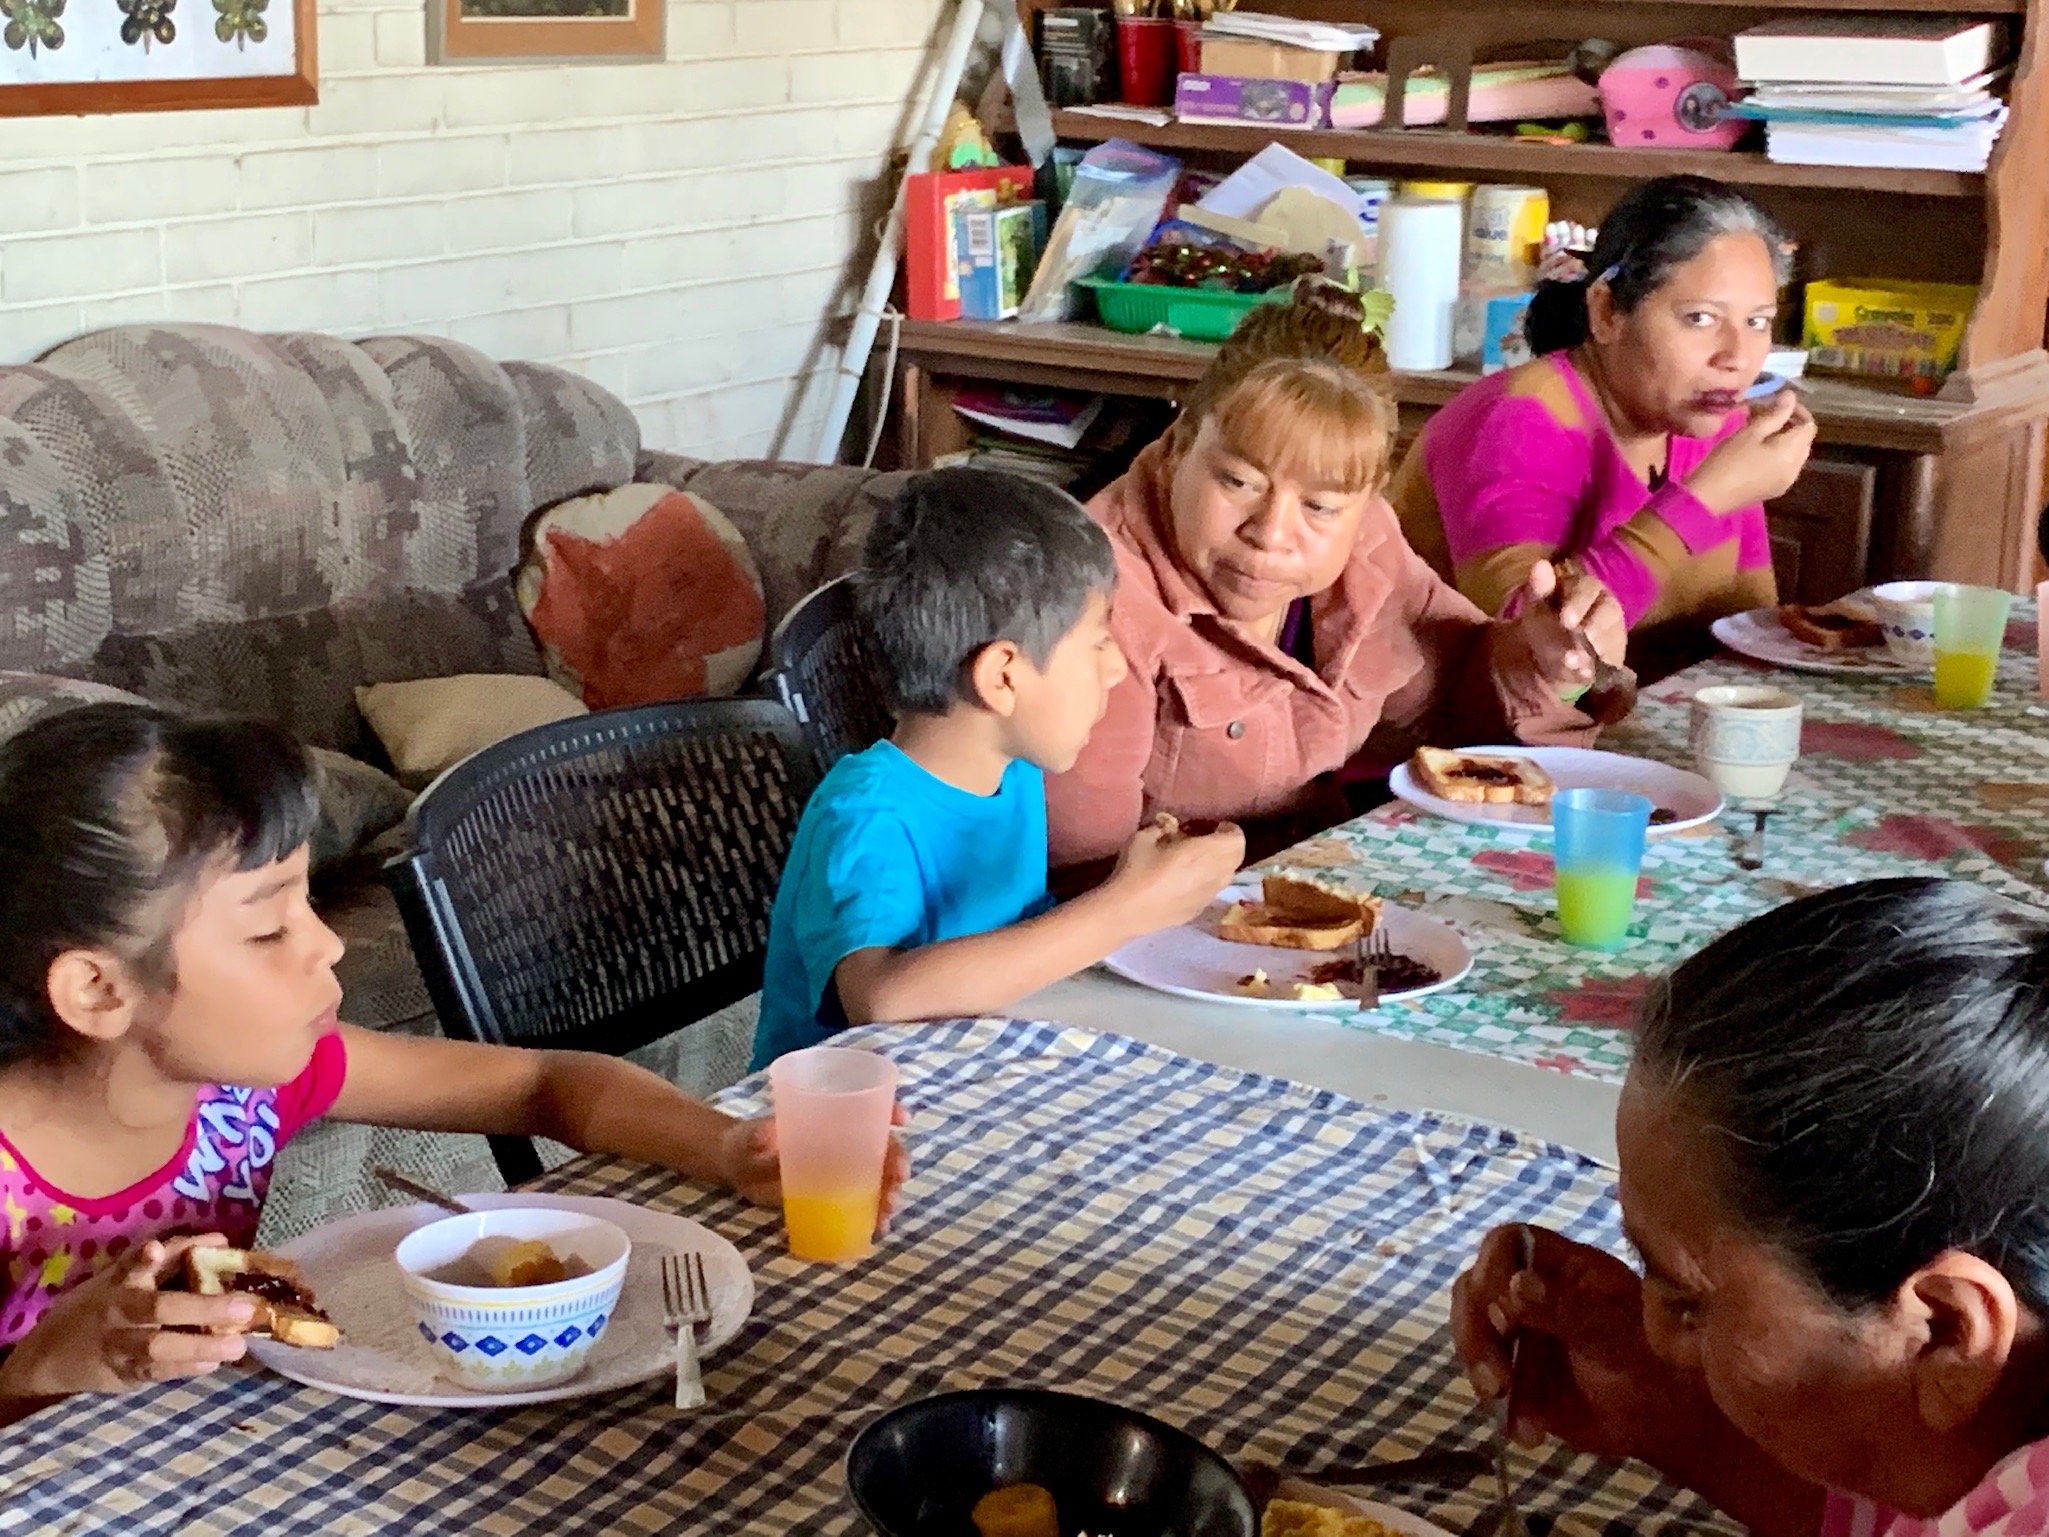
1046;109;1987;197
894;0;2049;592
898;318;1966;454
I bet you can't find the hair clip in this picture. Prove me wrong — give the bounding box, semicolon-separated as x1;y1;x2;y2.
1595;263;1621;285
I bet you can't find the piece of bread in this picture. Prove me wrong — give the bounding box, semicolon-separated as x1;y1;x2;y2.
971;1484;1059;1537
181;1247;340;1349
1778;603;1883;652
1263;1500;1408;1537
1410;746;1556;806
1217;874;1382;952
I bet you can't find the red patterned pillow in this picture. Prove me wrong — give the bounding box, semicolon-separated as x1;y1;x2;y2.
517;484;766;708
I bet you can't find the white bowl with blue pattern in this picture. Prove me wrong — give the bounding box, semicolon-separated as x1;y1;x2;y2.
394;1208;630;1392
1872;581;1939;667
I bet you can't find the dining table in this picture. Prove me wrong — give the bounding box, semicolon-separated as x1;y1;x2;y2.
1028;612;2049;1098
8;621;2042;1534
0;1018;1733;1536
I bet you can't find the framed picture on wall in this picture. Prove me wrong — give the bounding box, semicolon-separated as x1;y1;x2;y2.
429;0;663;63
0;0;314;115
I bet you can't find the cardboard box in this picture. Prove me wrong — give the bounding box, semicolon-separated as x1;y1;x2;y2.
1198;35;1342;84
904;166;1035;322
1455;289;1536;373
954;202;1048;321
1175;73;1335;126
1802;278;1978;381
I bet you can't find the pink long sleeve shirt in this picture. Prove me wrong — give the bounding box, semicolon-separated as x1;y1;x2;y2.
1387;352;1776;650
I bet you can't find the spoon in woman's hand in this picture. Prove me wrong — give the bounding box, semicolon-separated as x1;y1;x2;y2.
1549;588;1637;724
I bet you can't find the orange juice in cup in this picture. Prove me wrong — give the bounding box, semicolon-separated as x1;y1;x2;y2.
769;1046;897;1263
783;1188;884;1259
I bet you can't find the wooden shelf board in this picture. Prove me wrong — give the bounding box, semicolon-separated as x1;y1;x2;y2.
1586;0;2026;9
896;318;1967;454
1048;111;1986;199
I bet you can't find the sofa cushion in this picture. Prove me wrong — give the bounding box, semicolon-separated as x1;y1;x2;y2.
0;328;621;744
518;484;765;707
356;673;587;787
636;454;912;636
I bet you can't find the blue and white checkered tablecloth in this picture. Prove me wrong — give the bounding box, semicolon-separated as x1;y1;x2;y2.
0;1021;1731;1536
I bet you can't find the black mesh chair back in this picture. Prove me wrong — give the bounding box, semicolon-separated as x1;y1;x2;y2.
385;698;819;1183
768;574;893;774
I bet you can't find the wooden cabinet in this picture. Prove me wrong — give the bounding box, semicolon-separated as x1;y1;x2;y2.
1766;458;1877;606
946;0;2049;594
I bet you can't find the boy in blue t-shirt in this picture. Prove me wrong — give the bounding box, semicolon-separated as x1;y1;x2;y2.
751;469;1245;1068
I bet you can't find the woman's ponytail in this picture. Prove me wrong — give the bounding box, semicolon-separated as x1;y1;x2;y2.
1523;278;1591;356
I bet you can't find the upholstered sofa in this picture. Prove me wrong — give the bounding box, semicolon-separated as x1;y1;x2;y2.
0;323;908;1039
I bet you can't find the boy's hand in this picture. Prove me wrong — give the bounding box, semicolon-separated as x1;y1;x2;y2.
1104;817;1246;933
715;1104;914;1233
0;1234;257;1399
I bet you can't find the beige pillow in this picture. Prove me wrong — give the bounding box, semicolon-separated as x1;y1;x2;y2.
355;674;587;787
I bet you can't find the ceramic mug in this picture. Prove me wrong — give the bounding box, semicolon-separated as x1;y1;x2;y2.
1689;684;1802;800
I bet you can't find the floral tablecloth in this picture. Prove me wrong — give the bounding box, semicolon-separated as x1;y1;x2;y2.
1273;612;2049;1083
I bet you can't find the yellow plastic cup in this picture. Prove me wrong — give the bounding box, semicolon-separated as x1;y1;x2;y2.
769;1046;897;1263
1932;583;2012;709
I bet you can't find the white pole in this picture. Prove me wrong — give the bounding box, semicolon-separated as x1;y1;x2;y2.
808;0;990;466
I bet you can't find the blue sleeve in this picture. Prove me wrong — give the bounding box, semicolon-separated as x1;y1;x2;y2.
791;806;928;1014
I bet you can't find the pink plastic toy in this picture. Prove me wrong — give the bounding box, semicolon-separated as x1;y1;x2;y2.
1598;43;1746;151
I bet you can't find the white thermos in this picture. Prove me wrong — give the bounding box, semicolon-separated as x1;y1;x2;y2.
1378;196;1465;371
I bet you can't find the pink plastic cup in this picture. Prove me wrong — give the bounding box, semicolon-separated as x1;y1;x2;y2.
2036;580;2049;699
768;1046;898;1263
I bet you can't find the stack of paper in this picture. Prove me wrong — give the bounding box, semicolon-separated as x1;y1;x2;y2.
1733;18;2008;171
1199;12;1379;52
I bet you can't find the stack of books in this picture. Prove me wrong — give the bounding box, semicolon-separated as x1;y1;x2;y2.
1732;17;2008;172
1197;12;1380;56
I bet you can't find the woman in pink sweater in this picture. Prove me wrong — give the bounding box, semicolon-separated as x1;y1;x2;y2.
1389;177;1816;677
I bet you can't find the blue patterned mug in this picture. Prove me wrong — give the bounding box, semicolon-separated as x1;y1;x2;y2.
1689;684;1802;800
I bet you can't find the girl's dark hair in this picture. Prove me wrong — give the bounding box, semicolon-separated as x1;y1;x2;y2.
1635;877;2049;1315
1524;175;1790;356
0;703;320;1068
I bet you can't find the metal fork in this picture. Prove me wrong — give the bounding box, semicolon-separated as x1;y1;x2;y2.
1488;1224;1538;1537
1357;928;1389;1011
660;1251;712;1410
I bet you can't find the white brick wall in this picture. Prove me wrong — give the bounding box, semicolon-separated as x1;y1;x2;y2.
0;0;977;460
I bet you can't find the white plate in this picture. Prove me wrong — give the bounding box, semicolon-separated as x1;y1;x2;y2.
1388;745;1722;837
1712;607;1914;677
1103;890;1473;1011
1272;1479;1458;1537
247;1193;753;1409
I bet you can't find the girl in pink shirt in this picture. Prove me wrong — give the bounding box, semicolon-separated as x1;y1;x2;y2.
0;704;906;1416
1389;176;1816;675
1454;878;2049;1536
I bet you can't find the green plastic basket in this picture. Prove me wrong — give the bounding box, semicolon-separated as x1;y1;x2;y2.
1077;276;1292;342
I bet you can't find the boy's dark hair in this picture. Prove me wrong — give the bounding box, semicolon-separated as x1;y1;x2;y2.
1525;175;1790;356
1635;877;2049;1315
0;703;321;1068
855;467;1117;715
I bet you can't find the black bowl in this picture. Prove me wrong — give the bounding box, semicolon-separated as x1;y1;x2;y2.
845;1388;1257;1537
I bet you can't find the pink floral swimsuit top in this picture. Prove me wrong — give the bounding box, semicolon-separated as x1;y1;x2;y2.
0;1032;347;1349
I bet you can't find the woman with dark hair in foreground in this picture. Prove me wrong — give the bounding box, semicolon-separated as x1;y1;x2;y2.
1454;877;2049;1534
